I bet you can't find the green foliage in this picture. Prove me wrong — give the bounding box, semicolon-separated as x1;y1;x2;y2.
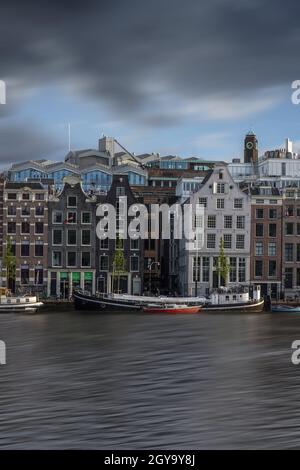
112;237;127;293
216;237;230;286
5;237;16;288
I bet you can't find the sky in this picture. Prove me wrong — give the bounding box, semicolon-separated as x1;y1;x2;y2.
1;0;300;167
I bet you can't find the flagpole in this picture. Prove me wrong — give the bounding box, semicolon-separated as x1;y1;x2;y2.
68;123;71;151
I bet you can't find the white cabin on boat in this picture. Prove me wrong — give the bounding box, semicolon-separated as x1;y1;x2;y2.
209;285;261;305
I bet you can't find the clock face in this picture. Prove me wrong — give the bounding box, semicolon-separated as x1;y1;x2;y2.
246;141;254;150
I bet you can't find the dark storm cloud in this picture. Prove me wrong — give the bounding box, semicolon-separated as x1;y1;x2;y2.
0;124;65;165
1;0;300;108
0;0;300;161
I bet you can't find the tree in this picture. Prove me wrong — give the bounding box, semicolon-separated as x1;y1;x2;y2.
216;237;230;287
5;237;16;292
112;237;127;293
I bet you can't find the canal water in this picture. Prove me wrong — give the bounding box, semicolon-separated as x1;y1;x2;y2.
0;309;300;449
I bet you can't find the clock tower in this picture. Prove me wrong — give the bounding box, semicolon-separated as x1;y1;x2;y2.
244;131;258;164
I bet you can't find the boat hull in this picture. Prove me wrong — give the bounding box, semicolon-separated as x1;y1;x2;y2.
271;304;300;313
73;291;140;311
202;298;265;312
143;306;201;314
0;302;44;313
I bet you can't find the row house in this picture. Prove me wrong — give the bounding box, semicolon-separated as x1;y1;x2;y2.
282;189;300;298
2;182;49;294
250;187;283;299
178;164;251;296
47;176;97;298
97;175;144;295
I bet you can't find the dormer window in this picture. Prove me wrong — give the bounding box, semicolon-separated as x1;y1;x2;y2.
67;196;77;208
219;171;223;180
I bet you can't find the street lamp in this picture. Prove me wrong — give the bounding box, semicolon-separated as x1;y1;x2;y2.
148;260;160;295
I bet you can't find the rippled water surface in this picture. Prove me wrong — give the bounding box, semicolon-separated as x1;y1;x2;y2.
1;309;300;449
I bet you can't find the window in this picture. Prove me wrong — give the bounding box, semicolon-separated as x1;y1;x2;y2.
21;221;30;234
130;256;139;272
286;206;294;217
66;211;77;224
67;196;77;208
207;234;216;249
285;243;294;262
255;223;263;237
297;224;300;235
21;266;29;285
52;251;62;267
238;258;246;282
286;223;294;235
100;238;109;250
130;238;139;250
35;222;44;234
223;234;232;249
217;183;225;193
21;241;30;257
218;170;223;180
269;209;277;219
236;216;245;229
34;267;43;285
236;234;245;249
53;229;62;245
268;242;276;256
230;258;237;282
224;215;232;229
216;199;224;209
7;222;16;234
297;269;300;287
285;268;293;288
116;186;125;196
81;212;91;224
297;244;300;262
193;256;200;282
22;193;30;201
255;242;263;256
202;257;209;282
35;206;44;217
53;211;63;224
269;224;277;237
199;197;207;207
100;255;108;271
67;230;77;245
34;241;44;257
82;229;91;246
81;252;91;267
7;206;16;216
67;252;77;267
234;199;243;209
21;206;30;216
255;260;263;277
7;193;17;200
35;193;44;201
207;215;216;228
256;208;264;219
269;260;276;277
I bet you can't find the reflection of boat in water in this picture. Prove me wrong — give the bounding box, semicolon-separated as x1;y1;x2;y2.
202;285;264;312
271;304;300;313
0;288;44;313
143;304;202;314
73;290;204;311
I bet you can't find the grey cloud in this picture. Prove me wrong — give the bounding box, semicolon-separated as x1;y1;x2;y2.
0;0;299;161
0;124;65;165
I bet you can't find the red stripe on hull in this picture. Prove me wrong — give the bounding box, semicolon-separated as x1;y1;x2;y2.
143;306;201;314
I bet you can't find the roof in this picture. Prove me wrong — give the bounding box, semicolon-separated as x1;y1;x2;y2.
5;182;45;190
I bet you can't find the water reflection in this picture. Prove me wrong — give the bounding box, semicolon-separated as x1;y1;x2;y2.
0;310;300;448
